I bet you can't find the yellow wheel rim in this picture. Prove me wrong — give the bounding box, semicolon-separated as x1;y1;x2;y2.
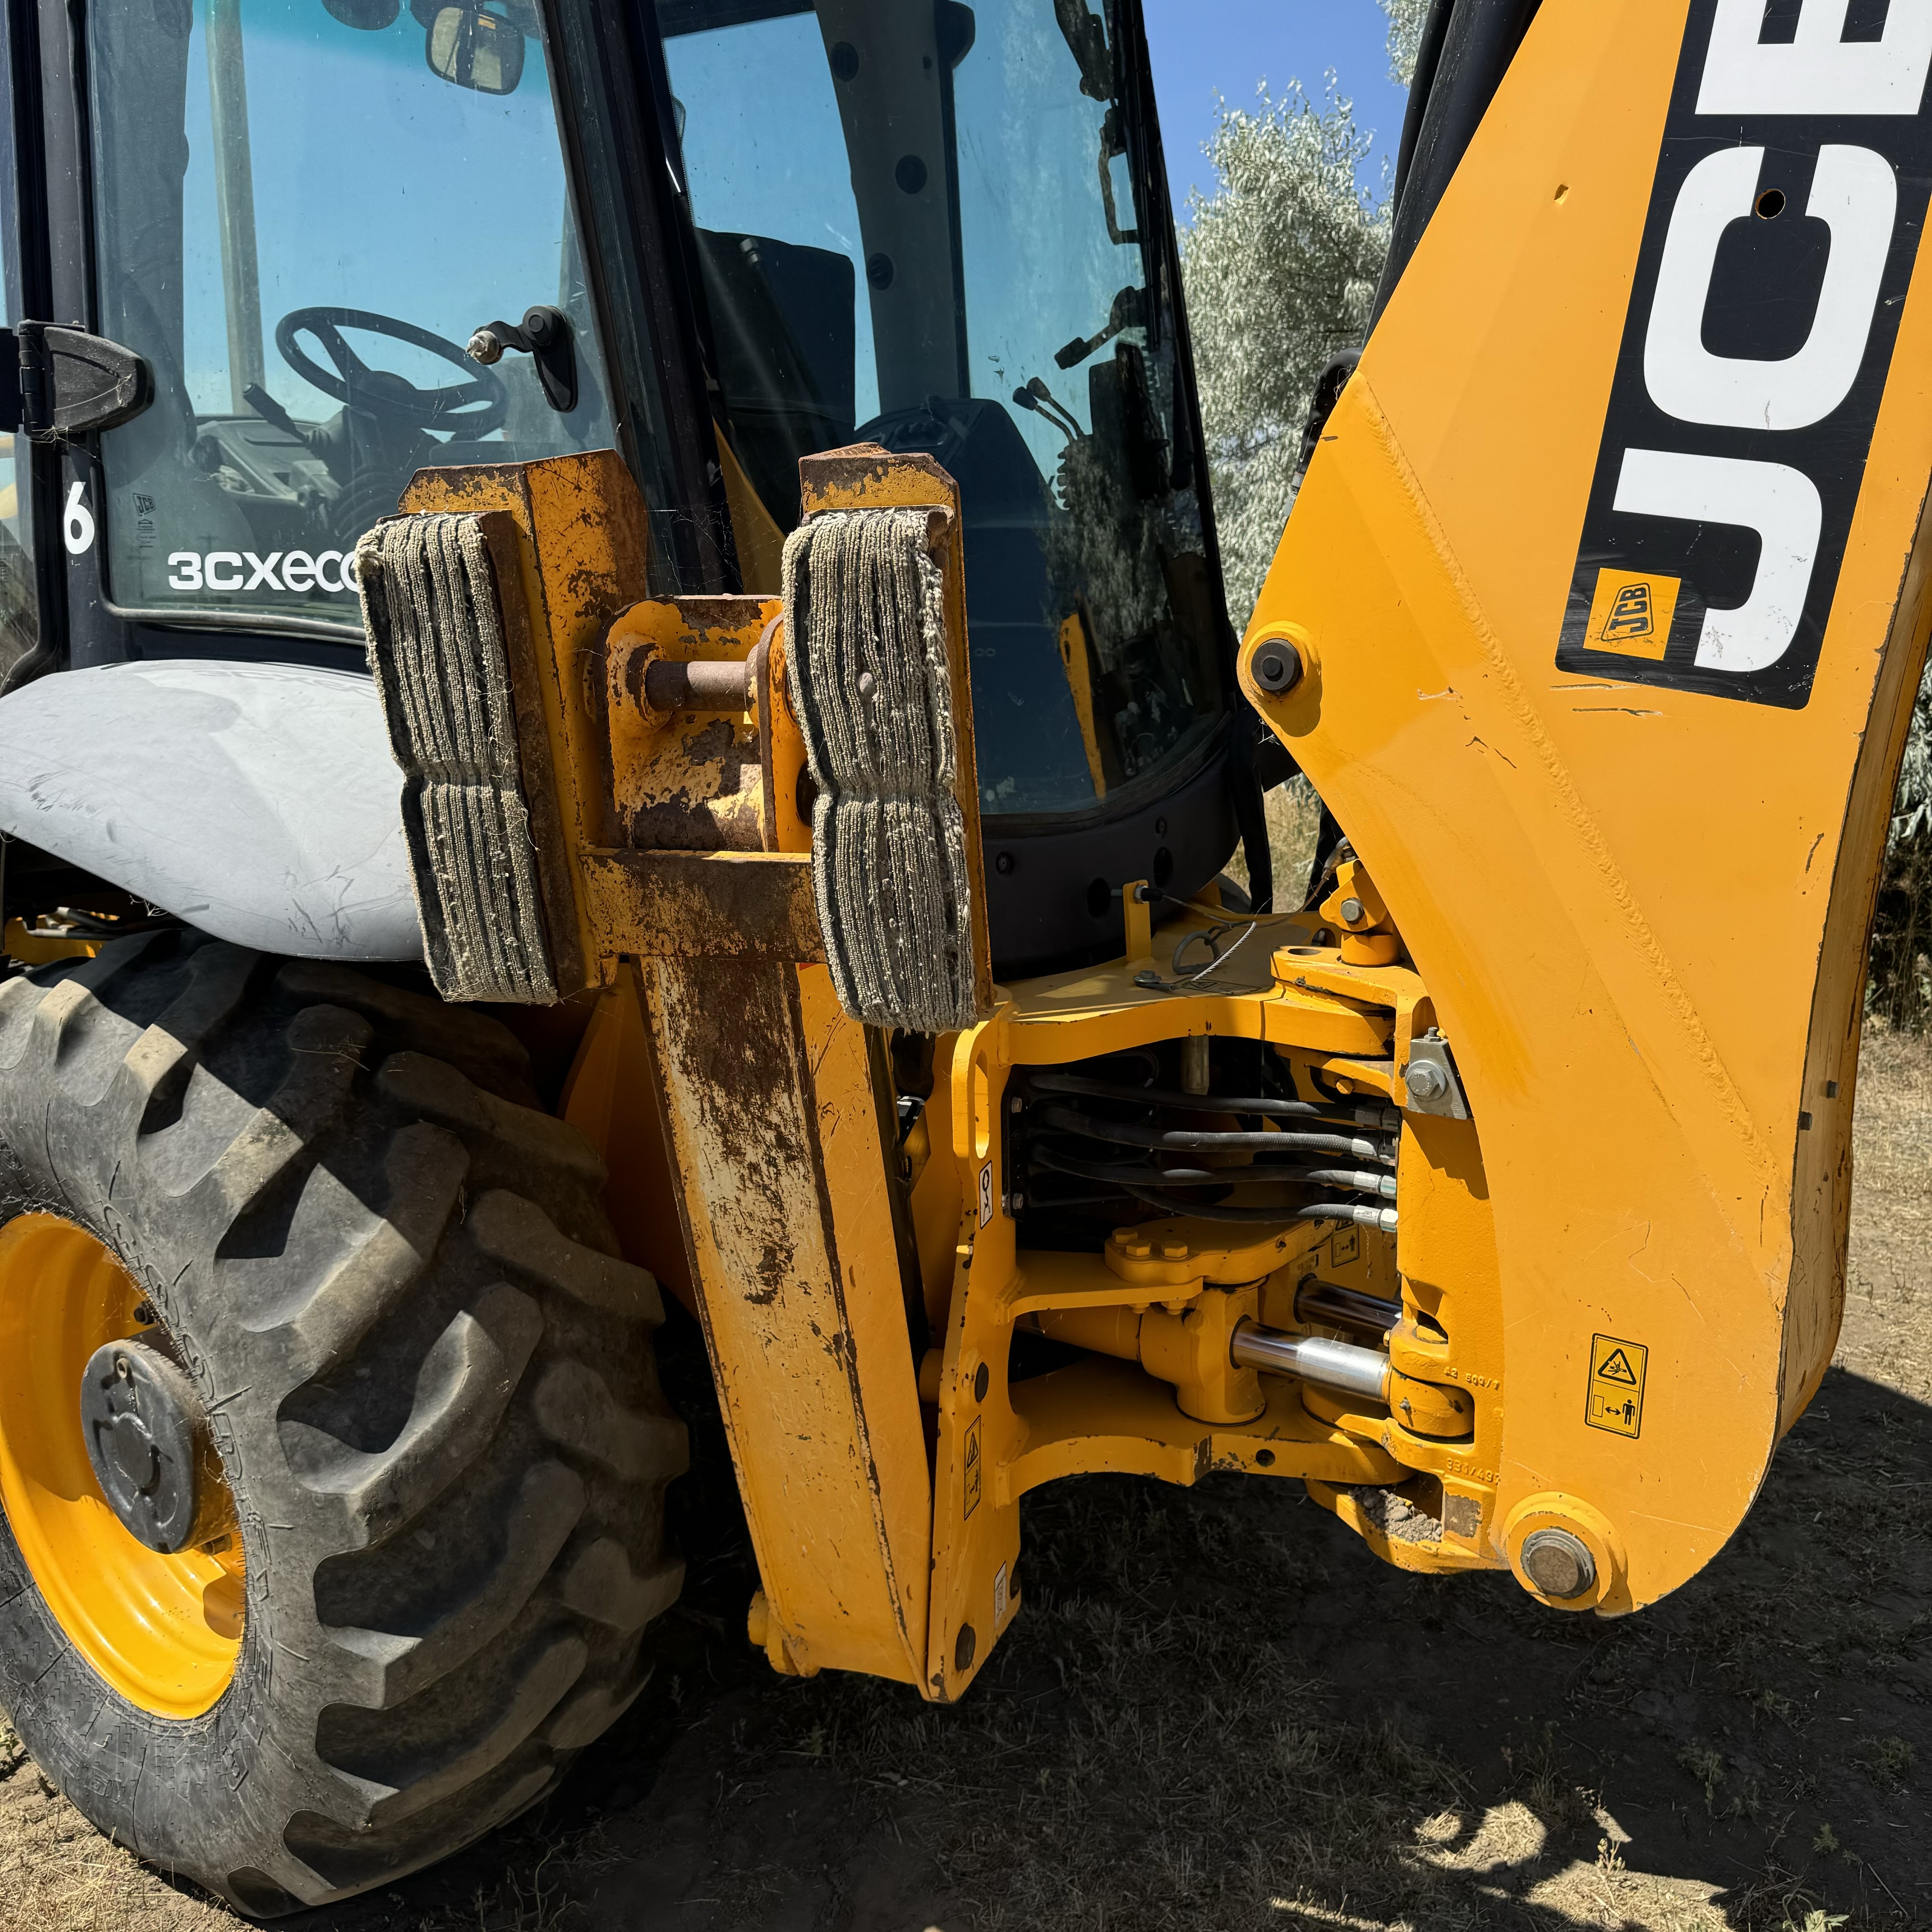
0;1214;242;1717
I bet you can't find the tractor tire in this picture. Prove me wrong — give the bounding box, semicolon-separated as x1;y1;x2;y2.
0;933;686;1915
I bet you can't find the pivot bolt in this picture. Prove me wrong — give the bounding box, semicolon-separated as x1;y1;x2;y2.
1520;1526;1596;1600
1251;639;1302;694
1407;1061;1449;1101
1339;896;1365;925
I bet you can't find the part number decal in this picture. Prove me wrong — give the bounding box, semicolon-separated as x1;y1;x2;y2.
977;1162;994;1227
1585;1333;1649;1439
993;1560;1010;1627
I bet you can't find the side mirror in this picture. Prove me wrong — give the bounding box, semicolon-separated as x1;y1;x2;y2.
425;5;524;93
0;325;153;440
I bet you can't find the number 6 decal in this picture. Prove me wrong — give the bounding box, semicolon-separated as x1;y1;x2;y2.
62;480;94;557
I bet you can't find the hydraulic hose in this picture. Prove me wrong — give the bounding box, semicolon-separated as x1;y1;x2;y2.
1033;1103;1392;1164
1025;1069;1397;1131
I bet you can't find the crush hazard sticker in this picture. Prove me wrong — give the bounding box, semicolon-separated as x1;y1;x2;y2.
1584;1333;1649;1439
1557;0;1932;707
963;1415;983;1518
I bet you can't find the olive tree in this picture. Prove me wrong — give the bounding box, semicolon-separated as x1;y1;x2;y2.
1178;0;1419;628
1179;85;1387;627
1381;0;1429;83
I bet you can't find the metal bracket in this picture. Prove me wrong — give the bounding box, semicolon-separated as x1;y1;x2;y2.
1402;1027;1469;1119
466;304;577;413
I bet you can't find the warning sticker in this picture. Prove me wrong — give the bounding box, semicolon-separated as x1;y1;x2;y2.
963;1415;983;1518
1332;1225;1360;1268
1585;1334;1647;1438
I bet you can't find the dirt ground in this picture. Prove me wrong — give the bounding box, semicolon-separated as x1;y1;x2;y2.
7;1017;1932;1932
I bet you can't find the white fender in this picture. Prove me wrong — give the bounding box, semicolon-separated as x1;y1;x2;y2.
0;660;421;961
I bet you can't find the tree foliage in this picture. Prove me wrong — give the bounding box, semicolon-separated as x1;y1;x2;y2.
1380;0;1430;85
1178;83;1387;627
1178;0;1420;627
1871;669;1932;1028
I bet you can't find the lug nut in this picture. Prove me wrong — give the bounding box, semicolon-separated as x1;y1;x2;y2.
1252;639;1302;694
1407;1061;1448;1101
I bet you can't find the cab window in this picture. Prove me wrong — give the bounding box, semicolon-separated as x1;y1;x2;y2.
87;0;619;629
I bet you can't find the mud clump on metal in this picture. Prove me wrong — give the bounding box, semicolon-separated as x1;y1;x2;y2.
783;506;979;1033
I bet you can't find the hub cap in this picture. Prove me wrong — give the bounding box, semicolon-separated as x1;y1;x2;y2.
79;1339;228;1555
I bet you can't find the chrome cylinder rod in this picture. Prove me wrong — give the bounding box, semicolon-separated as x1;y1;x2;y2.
1230;1320;1391;1402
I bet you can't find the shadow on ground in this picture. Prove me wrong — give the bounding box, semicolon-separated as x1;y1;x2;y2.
272;1337;1928;1932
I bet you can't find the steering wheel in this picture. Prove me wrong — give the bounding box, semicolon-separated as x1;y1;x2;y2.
275;306;508;435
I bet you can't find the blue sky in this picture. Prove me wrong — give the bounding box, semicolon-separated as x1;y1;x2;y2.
1140;0;1408;216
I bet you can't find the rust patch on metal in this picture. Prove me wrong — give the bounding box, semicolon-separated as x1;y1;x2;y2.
624;718;768;852
582;849;823;960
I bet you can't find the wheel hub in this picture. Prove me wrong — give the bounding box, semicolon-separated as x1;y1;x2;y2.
79;1339;216;1554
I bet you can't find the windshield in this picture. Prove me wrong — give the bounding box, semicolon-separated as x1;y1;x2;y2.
661;0;1225;818
87;0;618;632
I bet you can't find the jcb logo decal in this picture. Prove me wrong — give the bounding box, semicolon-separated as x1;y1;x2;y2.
1558;0;1932;707
1585;568;1680;659
1601;582;1655;643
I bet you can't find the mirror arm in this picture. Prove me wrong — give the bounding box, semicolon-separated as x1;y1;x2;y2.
466;305;577;414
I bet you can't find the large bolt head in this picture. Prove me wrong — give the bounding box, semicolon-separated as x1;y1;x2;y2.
1406;1060;1449;1101
1521;1526;1596;1600
1339;896;1365;924
1251;639;1302;694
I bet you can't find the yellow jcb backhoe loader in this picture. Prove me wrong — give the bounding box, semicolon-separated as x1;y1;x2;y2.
0;0;1914;1911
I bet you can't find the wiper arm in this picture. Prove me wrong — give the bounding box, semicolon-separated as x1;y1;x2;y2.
1054;284;1147;371
1053;0;1113;101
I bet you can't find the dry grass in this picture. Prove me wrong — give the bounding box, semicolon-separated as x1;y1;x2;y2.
0;1714;216;1932
1841;1023;1932;1398
1226;779;1325;910
8;1022;1932;1932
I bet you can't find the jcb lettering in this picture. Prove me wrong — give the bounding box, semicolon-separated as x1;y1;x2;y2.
1698;0;1932;117
1644;144;1894;433
1557;0;1932;705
